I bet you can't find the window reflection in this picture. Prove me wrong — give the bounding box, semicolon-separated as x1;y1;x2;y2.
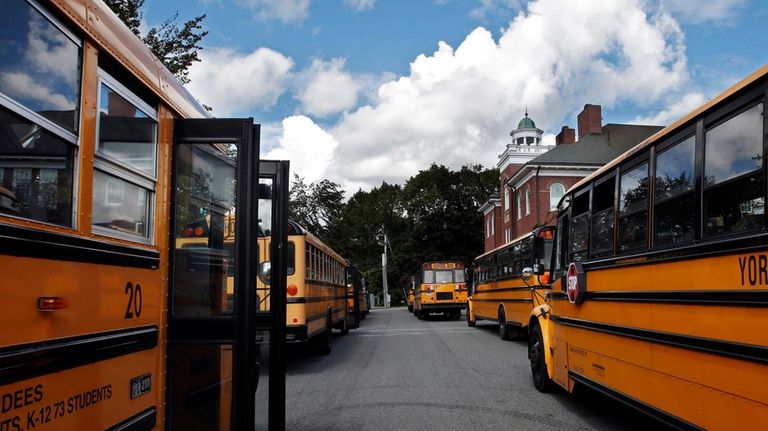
173;144;238;317
704;103;763;186
0;0;81;133
655;136;694;201
654;136;695;247
620;164;648;214
92;170;149;237
0;106;73;225
98;84;157;176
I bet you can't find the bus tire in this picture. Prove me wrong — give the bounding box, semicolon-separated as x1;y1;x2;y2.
498;308;510;341
340;317;349;336
310;318;332;356
529;322;553;392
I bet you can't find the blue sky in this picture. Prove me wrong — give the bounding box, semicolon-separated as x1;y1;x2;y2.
141;0;768;192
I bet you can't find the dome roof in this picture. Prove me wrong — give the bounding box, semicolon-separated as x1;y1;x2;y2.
517;113;536;129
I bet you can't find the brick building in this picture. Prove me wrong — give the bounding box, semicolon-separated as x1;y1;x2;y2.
480;104;663;252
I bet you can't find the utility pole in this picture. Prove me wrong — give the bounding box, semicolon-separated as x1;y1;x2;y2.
381;232;389;308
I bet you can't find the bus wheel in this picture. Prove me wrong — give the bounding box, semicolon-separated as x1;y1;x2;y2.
340;318;349;336
498;309;510;340
310;318;332;356
529;322;552;392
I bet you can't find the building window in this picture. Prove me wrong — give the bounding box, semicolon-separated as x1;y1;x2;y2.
549;183;565;209
504;186;510;212
490;215;495;236
525;186;531;215
486;217;490;238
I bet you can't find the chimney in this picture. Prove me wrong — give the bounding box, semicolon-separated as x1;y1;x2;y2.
555;126;576;145
577;104;602;139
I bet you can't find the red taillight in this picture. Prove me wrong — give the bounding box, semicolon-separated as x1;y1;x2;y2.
456;283;466;291
37;297;68;311
194;226;205;236
541;273;550;284
183;227;193;237
287;284;298;296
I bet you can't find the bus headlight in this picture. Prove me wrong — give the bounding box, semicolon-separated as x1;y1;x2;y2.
258;261;271;284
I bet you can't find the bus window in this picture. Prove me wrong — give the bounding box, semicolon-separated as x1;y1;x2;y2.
703;102;764;237
454;268;465;283
654;135;695;247
618;162;648;252
590;177;615;258
435;269;454;283
423;269;435;283
569;191;589;262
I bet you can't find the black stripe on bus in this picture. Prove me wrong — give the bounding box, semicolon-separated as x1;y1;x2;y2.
105;407;156;431
586;290;768;306
287;296;347;304
551;316;768;365
0;326;158;385
473;286;538;294
546;289;768;306
470;298;533;303
0;223;159;268
568;372;703;431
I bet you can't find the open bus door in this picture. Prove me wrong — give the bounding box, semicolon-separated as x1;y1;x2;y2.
168;119;288;430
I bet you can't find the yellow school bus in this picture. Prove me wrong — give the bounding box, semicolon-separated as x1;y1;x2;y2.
530;65;768;429
469;226;554;339
0;1;289;429
258;220;349;354
413;261;468;319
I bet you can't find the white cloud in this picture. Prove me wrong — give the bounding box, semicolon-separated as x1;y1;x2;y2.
632;92;706;125
263;115;339;184
238;0;311;23
295;58;361;118
186;47;293;116
0;72;72;110
658;0;747;24
343;0;377;12
268;0;689;189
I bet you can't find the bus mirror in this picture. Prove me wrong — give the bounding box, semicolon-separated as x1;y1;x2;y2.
521;267;533;279
258;183;273;200
532;263;545;275
258;261;271;284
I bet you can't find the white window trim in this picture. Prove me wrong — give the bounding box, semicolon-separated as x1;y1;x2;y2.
525;187;531;216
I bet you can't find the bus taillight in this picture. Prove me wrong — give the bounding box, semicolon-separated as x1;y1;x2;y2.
287;284;298;296
456;284;466;291
37;297;68;311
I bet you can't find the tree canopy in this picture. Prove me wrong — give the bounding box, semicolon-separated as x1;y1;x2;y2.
289;164;498;306
104;0;208;84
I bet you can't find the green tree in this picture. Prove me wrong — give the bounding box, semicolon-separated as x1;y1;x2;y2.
288;174;345;242
103;0;208;84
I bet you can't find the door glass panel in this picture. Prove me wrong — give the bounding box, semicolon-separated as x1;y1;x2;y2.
257;178;273;313
169;344;233;431
173;143;238;317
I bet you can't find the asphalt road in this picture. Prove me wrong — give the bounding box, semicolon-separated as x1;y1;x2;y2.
285;307;675;431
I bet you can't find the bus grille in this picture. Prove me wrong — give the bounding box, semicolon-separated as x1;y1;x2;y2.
436;292;453;301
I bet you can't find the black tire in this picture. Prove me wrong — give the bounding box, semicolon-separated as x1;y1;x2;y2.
529;322;553;392
310;319;332;356
498;308;510;340
340;318;349;336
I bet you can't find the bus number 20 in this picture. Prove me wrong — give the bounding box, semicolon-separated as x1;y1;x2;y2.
124;282;143;319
